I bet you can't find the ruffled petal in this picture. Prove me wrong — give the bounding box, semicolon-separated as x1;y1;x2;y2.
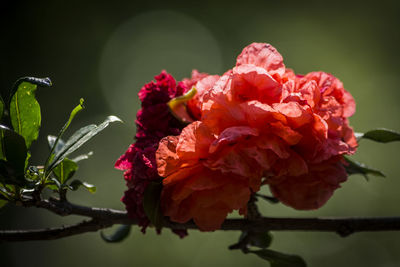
236;43;285;77
269;160;347;210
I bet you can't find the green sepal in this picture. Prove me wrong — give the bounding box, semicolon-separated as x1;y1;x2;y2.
100;225;131;243
143;181;164;230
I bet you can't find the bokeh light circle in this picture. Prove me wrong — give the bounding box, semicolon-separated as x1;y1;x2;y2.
99;10;222;125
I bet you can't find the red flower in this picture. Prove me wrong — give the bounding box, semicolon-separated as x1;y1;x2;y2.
115;71;188;233
157;43;357;230
116;70;217;236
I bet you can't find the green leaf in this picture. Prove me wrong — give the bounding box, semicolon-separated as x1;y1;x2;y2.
0;125;28;176
143;181;164;230
47;115;122;172
240;231;273;249
0;95;4;122
344;156;385;179
71;151;93;163
24;152;31;170
44;99;85;171
47;135;65;153
47;125;95;171
53;158;78;184
9;77;51;149
62;98;85;132
11;77;52;96
68;180;96;193
357;128;400;143
25;166;41;181
45;177;61;191
0;160;24;186
0;199;7;209
0;183;15;199
0;127;5;161
100;225;131;243
249;249;307;267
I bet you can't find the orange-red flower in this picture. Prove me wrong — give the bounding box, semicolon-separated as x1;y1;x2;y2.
157;121;257;231
157;43;357;231
182;70;220;121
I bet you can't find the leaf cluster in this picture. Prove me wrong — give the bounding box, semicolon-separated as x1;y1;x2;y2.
0;77;121;207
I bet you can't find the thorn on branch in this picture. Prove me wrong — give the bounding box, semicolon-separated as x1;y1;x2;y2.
336;223;355;237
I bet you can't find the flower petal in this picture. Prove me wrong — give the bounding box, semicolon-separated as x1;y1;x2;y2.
236;43;285;77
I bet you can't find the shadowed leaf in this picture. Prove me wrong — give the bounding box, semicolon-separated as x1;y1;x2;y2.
249;249;307;267
143;181;164;230
69;180;96;193
0;95;4;122
0;199;7;209
357;128;400;143
0;128;4;161
344;156;385;179
0;125;27;178
100;225;131;243
242;231;273;249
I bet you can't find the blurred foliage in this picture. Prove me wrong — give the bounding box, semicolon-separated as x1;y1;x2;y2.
1;0;400;266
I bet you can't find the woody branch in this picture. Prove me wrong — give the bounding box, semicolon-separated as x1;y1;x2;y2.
1;199;400;241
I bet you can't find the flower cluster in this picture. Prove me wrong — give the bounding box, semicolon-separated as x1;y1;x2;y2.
117;43;357;232
115;71;188;234
156;43;357;231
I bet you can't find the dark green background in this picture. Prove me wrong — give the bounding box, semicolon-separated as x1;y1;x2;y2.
1;0;400;266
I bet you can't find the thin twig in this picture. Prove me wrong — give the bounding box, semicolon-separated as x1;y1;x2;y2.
0;219;111;241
